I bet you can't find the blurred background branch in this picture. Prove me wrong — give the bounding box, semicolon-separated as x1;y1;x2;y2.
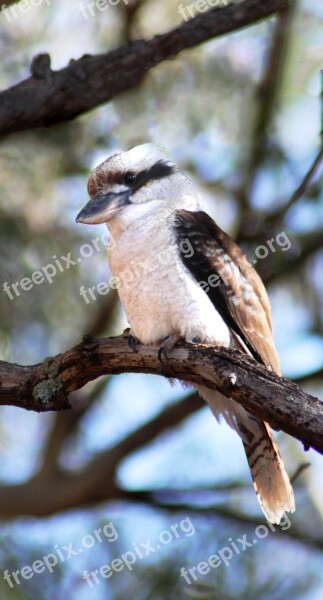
0;0;288;137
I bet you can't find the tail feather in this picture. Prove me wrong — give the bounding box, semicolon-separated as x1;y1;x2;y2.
196;385;295;524
240;419;295;524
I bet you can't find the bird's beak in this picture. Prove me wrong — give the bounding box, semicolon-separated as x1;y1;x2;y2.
76;190;130;225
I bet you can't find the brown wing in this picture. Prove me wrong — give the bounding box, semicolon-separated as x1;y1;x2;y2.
174;209;280;374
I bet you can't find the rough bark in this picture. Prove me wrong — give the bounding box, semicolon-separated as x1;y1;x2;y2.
0;333;322;455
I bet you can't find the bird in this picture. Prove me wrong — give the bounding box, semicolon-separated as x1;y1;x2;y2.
76;143;295;524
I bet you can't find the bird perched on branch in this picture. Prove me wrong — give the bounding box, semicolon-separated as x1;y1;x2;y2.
76;143;295;524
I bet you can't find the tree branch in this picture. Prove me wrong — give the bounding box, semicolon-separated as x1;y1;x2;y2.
237;141;323;245
262;228;323;284
266;142;323;228
127;490;323;552
0;0;287;138
293;367;323;385
236;0;295;216
0;333;322;455
0;392;204;518
0;0;20;7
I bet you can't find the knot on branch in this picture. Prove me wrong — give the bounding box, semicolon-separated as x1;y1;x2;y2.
31;361;70;409
82;334;99;352
224;370;238;386
30;53;52;82
32;378;63;407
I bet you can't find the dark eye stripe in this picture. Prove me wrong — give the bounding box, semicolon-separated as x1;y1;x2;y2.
95;160;175;189
131;160;175;191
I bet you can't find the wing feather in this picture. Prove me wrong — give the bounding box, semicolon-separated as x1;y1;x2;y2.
174;209;280;374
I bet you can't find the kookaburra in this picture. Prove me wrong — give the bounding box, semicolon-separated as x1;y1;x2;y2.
76;143;295;524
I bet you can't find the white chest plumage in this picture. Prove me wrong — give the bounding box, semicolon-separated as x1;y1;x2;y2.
107;210;231;347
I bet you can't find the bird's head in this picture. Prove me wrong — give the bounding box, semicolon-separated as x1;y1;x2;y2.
75;143;189;228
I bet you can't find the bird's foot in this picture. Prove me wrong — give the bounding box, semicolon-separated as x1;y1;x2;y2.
124;329;140;353
158;334;181;363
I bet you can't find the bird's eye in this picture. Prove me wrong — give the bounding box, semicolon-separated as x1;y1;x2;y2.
124;172;136;185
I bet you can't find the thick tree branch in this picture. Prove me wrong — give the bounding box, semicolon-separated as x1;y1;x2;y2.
0;333;322;455
0;0;287;138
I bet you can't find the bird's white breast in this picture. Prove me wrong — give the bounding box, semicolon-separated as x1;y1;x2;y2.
107;208;231;347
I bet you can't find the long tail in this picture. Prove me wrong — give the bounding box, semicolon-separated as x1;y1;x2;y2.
196;386;295;524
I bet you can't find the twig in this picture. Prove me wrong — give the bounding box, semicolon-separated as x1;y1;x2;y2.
290;462;311;484
266;144;323;228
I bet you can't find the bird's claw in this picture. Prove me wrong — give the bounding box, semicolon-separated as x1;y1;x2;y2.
127;333;140;353
158;346;167;363
158;334;181;363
